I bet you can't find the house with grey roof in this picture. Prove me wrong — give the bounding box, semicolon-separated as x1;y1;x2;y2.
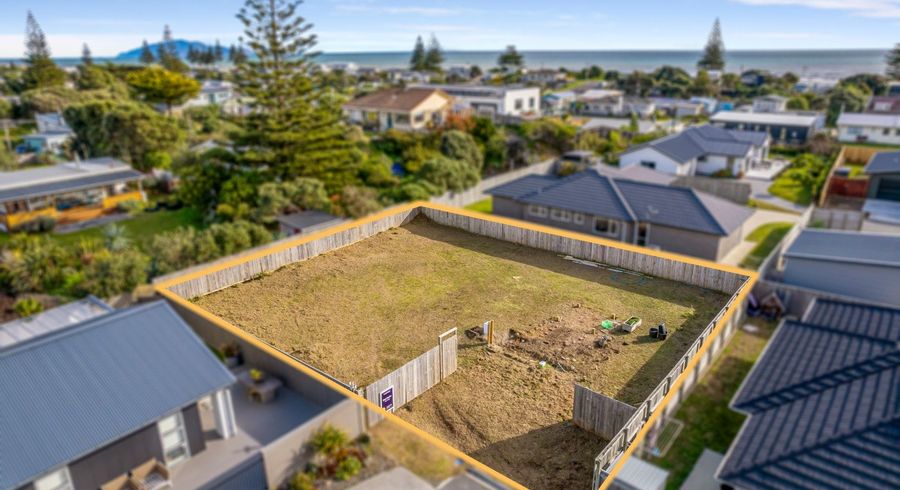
864;151;900;202
276;210;346;236
22;112;74;155
750;95;789;113
781;229;900;306
619;125;770;177
717;298;900;490
837;112;900;146
711;111;823;145
0;300;364;490
487;168;753;261
0;158;145;232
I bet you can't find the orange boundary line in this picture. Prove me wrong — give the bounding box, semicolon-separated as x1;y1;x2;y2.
153;201;757;489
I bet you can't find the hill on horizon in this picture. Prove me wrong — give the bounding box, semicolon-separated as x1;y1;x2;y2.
115;39;232;61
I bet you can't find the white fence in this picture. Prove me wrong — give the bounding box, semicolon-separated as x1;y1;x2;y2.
573;384;638;440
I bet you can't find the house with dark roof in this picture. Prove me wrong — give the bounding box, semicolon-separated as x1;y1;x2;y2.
0;299;365;490
487;168;753;261
866;95;900;114
619;125;770;177
717;298;900;490
710;111;822;145
864;151;900;202
341;87;452;131
0;158;145;232
781;229;900;306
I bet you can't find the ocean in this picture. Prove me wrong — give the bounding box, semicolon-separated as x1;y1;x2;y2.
3;49;887;80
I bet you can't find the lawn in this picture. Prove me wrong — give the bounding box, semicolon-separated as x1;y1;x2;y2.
196;216;729;490
767;172;812;205
649;320;776;490
49;207;204;250
747;199;801;214
464;198;492;214
739;222;794;270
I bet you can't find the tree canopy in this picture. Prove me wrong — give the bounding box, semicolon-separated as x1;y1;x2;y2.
498;45;524;70
887;43;900;80
22;11;66;90
698;18;725;71
126;66;201;112
139;40;156;64
424;34;444;71
410;36;426;71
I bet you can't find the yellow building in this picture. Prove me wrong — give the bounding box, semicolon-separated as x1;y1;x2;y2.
0;158;145;232
342;87;453;131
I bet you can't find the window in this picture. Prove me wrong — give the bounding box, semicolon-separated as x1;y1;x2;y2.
697;156;708;163
884;128;891;136
158;412;190;466
528;97;536;109
550;208;572;222
515;99;524;110
527;204;548;217
895;129;900;136
847;126;862;135
34;468;74;490
640;161;656;169
414;112;425;123
573;213;585;225
594;218;619;236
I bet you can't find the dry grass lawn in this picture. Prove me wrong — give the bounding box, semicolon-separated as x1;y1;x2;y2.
196;217;729;489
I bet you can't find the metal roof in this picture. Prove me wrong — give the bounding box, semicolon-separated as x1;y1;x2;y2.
413;83;538;98
0;301;236;489
783;229;900;267
837;112;900;128
486;169;752;235
0;296;111;349
621;125;768;163
614;456;669;490
711;110;821;126
0;168;143;203
865;151;900;175
719;299;900;490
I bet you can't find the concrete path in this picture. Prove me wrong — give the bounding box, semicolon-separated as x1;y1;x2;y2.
739;178;808;214
720;209;802;267
680;448;725;490
349;467;434;490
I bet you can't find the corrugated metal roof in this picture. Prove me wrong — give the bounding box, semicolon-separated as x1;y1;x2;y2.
865;151;900;174
0;301;235;489
783;229;900;267
719;299;900;490
0;296;111;349
0;169;143;203
712;110;820;126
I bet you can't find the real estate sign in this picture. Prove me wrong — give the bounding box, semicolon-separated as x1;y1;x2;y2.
380;386;394;412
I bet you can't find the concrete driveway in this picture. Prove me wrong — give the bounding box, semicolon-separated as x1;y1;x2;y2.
720;209;802;267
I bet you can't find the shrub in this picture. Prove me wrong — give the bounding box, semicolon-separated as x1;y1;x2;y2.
311;425;349;459
14;297;44;318
116;199;146;216
289;471;316;490
334;456;362;481
79;248;149;298
17;215;57;233
340;186;382;218
440;130;483;170
418;156;480;193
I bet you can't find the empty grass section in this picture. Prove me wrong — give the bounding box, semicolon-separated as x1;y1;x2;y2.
464;198;492;214
740;222;794;270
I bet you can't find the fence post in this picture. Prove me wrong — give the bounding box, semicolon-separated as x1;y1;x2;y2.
438;328;456;380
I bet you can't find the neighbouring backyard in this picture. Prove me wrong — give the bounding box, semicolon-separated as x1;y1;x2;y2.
464;198;492;214
648;320;776;490
767;153;834;206
196;217;729;490
739;222;794;270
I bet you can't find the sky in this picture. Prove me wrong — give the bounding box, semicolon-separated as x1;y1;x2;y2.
0;0;898;57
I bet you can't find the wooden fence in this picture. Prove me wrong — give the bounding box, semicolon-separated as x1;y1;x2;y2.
421;207;747;295
430;159;555;208
573;384;637;440
591;285;748;489
363;329;458;425
671;176;752;204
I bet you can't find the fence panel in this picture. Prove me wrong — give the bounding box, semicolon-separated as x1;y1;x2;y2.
573;384;638;440
429;159;555;208
364;332;458;424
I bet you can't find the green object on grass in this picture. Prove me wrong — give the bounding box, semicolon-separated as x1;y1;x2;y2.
601;320;615;330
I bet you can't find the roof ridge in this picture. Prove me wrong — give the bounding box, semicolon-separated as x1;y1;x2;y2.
722;418;900;480
0;301;166;357
605;175;637;222
684;187;728;235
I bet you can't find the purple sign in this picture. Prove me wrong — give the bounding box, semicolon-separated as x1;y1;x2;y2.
380;386;394;411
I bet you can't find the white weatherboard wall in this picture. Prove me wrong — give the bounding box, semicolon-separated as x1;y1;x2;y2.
620;147;693;176
838;125;900;145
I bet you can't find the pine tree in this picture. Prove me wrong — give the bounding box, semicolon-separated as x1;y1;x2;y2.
81;43;93;66
410;36;426;71
214;39;224;63
139;39;156;64
232;43;248;64
497;45;524;70
22;11;65;89
234;0;360;190
158;25;187;72
424;34;444;72
698;18;725;71
887;43;900;81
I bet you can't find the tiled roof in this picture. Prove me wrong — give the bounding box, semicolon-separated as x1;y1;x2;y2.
342;87;448;112
783;229;900;267
0;301;235;489
865;151;900;175
486;169;752;235
719;299;900;490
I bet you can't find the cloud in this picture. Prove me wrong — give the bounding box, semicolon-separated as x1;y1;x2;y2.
733;0;900;19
